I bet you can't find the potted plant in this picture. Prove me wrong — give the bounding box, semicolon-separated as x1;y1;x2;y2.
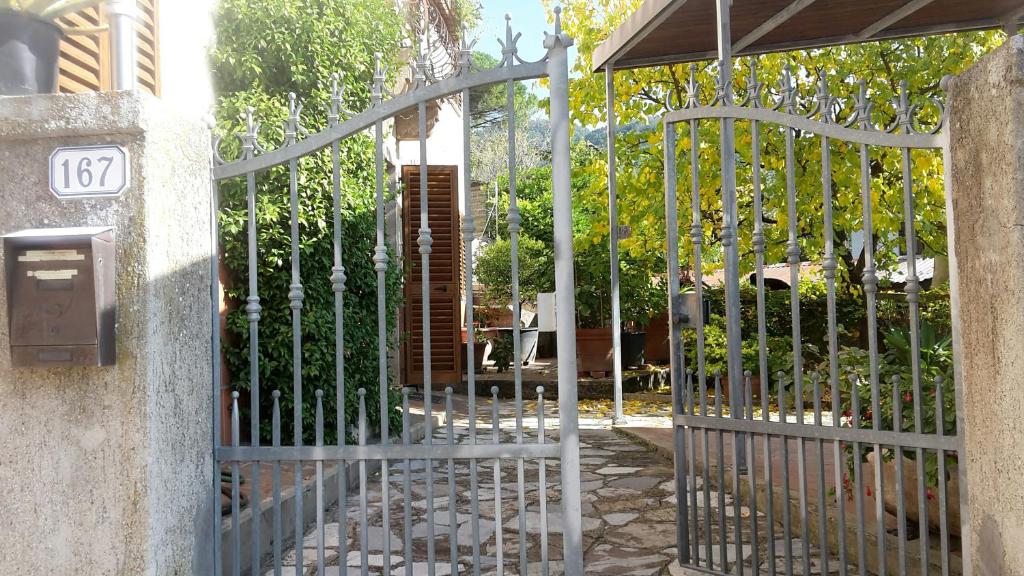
475;236;551;365
619;265;667;370
572;242;614;374
461;327;489;373
1;1;104;95
834;322;960;535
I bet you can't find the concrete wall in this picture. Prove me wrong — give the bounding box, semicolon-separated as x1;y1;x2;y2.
947;34;1024;576
0;91;213;575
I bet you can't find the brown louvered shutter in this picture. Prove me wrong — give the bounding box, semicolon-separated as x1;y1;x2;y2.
56;0;159;95
402;166;463;387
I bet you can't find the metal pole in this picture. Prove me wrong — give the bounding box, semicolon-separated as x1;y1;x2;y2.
607;62;624;424
546;9;584;575
715;0;746;472
107;0;137;91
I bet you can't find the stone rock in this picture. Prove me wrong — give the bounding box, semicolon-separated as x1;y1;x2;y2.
595;466;644;475
603;512;639;526
603;521;678;549
585;543;669;575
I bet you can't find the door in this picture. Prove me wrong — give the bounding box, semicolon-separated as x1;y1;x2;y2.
402;165;461;386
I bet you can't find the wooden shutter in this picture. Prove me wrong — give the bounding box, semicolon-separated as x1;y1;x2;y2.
402;166;462;387
56;0;159;95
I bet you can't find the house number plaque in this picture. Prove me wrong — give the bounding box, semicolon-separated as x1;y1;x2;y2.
49;145;130;199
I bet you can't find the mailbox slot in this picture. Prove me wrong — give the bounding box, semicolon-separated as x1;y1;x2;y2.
3;227;115;367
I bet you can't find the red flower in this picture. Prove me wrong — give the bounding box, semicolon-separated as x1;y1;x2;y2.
926;488;935;501
864;409;873;420
903;392;912;403
842;410;852;418
866;486;873;497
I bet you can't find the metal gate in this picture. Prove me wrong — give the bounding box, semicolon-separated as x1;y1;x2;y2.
664;62;967;576
210;11;583;576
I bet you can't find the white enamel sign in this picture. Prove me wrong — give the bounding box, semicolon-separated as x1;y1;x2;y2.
49;145;130;199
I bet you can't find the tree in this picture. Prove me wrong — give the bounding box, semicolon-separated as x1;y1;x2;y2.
548;0;1003;287
212;0;405;444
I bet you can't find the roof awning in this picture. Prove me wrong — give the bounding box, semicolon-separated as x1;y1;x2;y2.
592;0;1024;71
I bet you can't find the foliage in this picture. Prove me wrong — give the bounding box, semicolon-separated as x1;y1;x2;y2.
474;236;554;305
489;333;515;373
213;0;405;445
550;0;1002;303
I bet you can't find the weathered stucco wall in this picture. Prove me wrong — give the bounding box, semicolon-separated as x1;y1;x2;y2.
947;35;1024;576
0;91;213;575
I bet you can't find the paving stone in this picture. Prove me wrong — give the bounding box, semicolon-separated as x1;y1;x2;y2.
595;466;644;475
585;543;669;575
608;475;662;491
603;512;639;526
603;521;678;549
502;511;602;534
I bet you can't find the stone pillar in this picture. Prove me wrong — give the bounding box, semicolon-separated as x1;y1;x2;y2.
947;35;1024;576
0;91;213;575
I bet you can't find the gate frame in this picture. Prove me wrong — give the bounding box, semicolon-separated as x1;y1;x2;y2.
208;9;583;576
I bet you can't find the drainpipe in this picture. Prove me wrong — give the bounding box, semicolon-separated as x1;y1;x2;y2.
606;62;624;424
107;0;137;90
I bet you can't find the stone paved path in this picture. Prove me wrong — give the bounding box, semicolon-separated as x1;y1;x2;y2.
269;394;841;576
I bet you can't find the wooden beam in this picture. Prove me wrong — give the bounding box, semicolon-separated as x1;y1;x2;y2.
854;0;935;41
592;0;690;72
732;0;818;53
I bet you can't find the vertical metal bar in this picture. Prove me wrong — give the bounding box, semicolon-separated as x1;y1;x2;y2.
897;83;929;575
762;373;777;576
606;62;624;424
328;83;349;576
818;78;847;575
893;378;907;575
402;389;414;576
663;120;690;564
545;13;584;575
855;80;887;576
750;102;774;574
813;373;829;574
778;371;793;572
536;387;549;576
714;0;746;477
446;388;458;575
209;168;223;576
505;68;529;576
106;0;137;90
285;94;306;576
491;387;505;575
373;66;393;576
714;372;727;571
242;108;264;576
417;94;437;576
315;390;326;575
744;371;759;574
272;391;283;576
781;68;810;574
686;106;714;571
459;66;483;576
358;389;369;576
231;392;241;576
731;373;744;575
687;371;700;564
936;377;950;576
851;374;867;576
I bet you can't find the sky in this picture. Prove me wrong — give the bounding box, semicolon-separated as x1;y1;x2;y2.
473;0;578;69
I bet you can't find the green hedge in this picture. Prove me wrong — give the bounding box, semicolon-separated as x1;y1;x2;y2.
213;0;405;444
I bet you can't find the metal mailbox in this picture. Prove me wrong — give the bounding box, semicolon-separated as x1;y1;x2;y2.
3;227;116;367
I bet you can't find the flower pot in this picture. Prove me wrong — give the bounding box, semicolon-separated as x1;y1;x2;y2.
620;330;646;369
460;341;488;373
495;327;539;365
865;451;961;537
0;11;63;96
644;312;670;364
576;327;614;373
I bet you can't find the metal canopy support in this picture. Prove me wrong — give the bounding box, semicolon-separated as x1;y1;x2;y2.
714;0;746;472
607;62;624;424
732;0;818;53
107;0;137;91
854;0;936;41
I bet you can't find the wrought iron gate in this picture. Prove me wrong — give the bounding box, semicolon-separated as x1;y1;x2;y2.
664;63;967;576
210;11;583;576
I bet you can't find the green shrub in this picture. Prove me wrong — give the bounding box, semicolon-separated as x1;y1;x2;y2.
213;0;405;444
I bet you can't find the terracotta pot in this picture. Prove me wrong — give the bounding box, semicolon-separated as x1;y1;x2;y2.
644;313;671;363
865;451;961;537
576;327;614;373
